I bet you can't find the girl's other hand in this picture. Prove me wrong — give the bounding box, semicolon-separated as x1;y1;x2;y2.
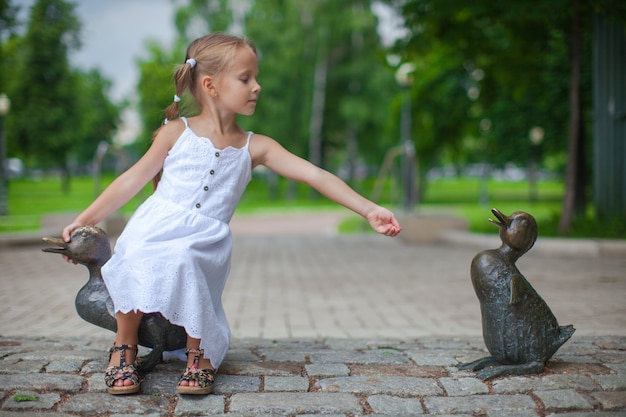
366;206;402;237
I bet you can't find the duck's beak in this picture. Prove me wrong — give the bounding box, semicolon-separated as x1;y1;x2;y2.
41;236;68;255
488;208;509;230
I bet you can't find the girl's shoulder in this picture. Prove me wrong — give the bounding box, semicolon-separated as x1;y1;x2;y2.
153;118;188;149
249;133;278;153
249;133;288;167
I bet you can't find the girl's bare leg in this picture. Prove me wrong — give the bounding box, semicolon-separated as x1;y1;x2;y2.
109;310;143;387
179;335;215;387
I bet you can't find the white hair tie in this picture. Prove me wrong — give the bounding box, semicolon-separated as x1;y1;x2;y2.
173;94;181;103
186;58;196;68
164;118;169;125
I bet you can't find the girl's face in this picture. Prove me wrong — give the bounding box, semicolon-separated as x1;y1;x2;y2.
214;46;261;116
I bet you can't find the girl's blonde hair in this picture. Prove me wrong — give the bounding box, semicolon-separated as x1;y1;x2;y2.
153;33;256;189
164;33;257;122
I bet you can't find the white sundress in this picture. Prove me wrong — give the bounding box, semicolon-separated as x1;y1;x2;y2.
102;117;252;369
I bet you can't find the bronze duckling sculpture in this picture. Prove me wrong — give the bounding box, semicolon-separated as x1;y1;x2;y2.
458;208;575;380
42;226;187;372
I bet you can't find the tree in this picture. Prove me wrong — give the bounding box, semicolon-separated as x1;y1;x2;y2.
8;0;80;191
391;0;614;233
0;0;19;92
3;0;120;190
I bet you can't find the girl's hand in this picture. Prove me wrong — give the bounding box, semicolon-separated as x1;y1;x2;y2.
61;223;83;264
365;206;402;237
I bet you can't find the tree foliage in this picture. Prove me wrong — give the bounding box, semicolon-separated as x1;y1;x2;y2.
136;0;400;189
385;0;625;232
2;0;121;191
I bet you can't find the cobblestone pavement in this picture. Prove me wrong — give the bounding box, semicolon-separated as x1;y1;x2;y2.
0;335;625;416
0;211;625;415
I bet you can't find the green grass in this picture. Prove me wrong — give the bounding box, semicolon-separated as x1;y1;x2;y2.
1;174;623;239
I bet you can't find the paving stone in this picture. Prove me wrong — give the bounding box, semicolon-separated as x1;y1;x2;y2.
0;359;47;374
81;358;107;374
264;376;309;392
315;376;442;396
212;375;261;394
424;394;537;414
59;393;171;414
0;373;83;392
606;363;626;374
86;372;107;393
219;361;302;377
596;351;626;365
310;350;411;365
141;371;180;395
10;349;105;362
260;350;307;362
535;389;593;411
349;364;447;378
173;394;225;415
406;350;459;366
366;394;424;414
223;349;260;362
548;361;615;375
110;414;165;417
297;415;347;417
488;411;539;417
305;363;350;377
228;392;362;414
492;374;598;393
593;374;626;390
589;391;626;410
439;376;489;396
45;359;84;373
1;391;60;411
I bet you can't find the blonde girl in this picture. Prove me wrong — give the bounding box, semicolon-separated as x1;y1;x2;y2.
62;33;401;395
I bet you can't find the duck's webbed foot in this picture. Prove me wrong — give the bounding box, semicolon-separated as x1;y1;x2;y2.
136;347;164;373
475;360;545;381
457;356;500;371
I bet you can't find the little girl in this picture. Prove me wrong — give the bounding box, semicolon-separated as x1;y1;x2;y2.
62;33;401;396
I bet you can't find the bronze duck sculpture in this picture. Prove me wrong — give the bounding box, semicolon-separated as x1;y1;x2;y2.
42;226;186;372
458;208;575;380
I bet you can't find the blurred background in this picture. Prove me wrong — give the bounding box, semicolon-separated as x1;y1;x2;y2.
0;0;624;239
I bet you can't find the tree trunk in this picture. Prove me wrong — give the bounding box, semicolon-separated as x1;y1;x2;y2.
559;0;585;234
309;49;328;170
308;27;329;199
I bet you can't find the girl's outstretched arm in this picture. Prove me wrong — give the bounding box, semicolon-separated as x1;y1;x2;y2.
62;121;184;242
250;135;402;237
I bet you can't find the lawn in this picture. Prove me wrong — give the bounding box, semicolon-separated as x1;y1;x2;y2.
1;173;622;239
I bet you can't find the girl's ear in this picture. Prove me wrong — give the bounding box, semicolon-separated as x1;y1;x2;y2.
201;75;218;97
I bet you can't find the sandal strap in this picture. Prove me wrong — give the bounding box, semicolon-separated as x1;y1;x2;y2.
108;344;138;367
185;348;204;369
109;344;139;354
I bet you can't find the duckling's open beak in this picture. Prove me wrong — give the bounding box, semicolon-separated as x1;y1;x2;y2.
488;208;509;230
41;236;68;255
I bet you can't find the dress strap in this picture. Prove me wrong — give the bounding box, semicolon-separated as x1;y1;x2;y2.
180;117;189;128
245;131;253;148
